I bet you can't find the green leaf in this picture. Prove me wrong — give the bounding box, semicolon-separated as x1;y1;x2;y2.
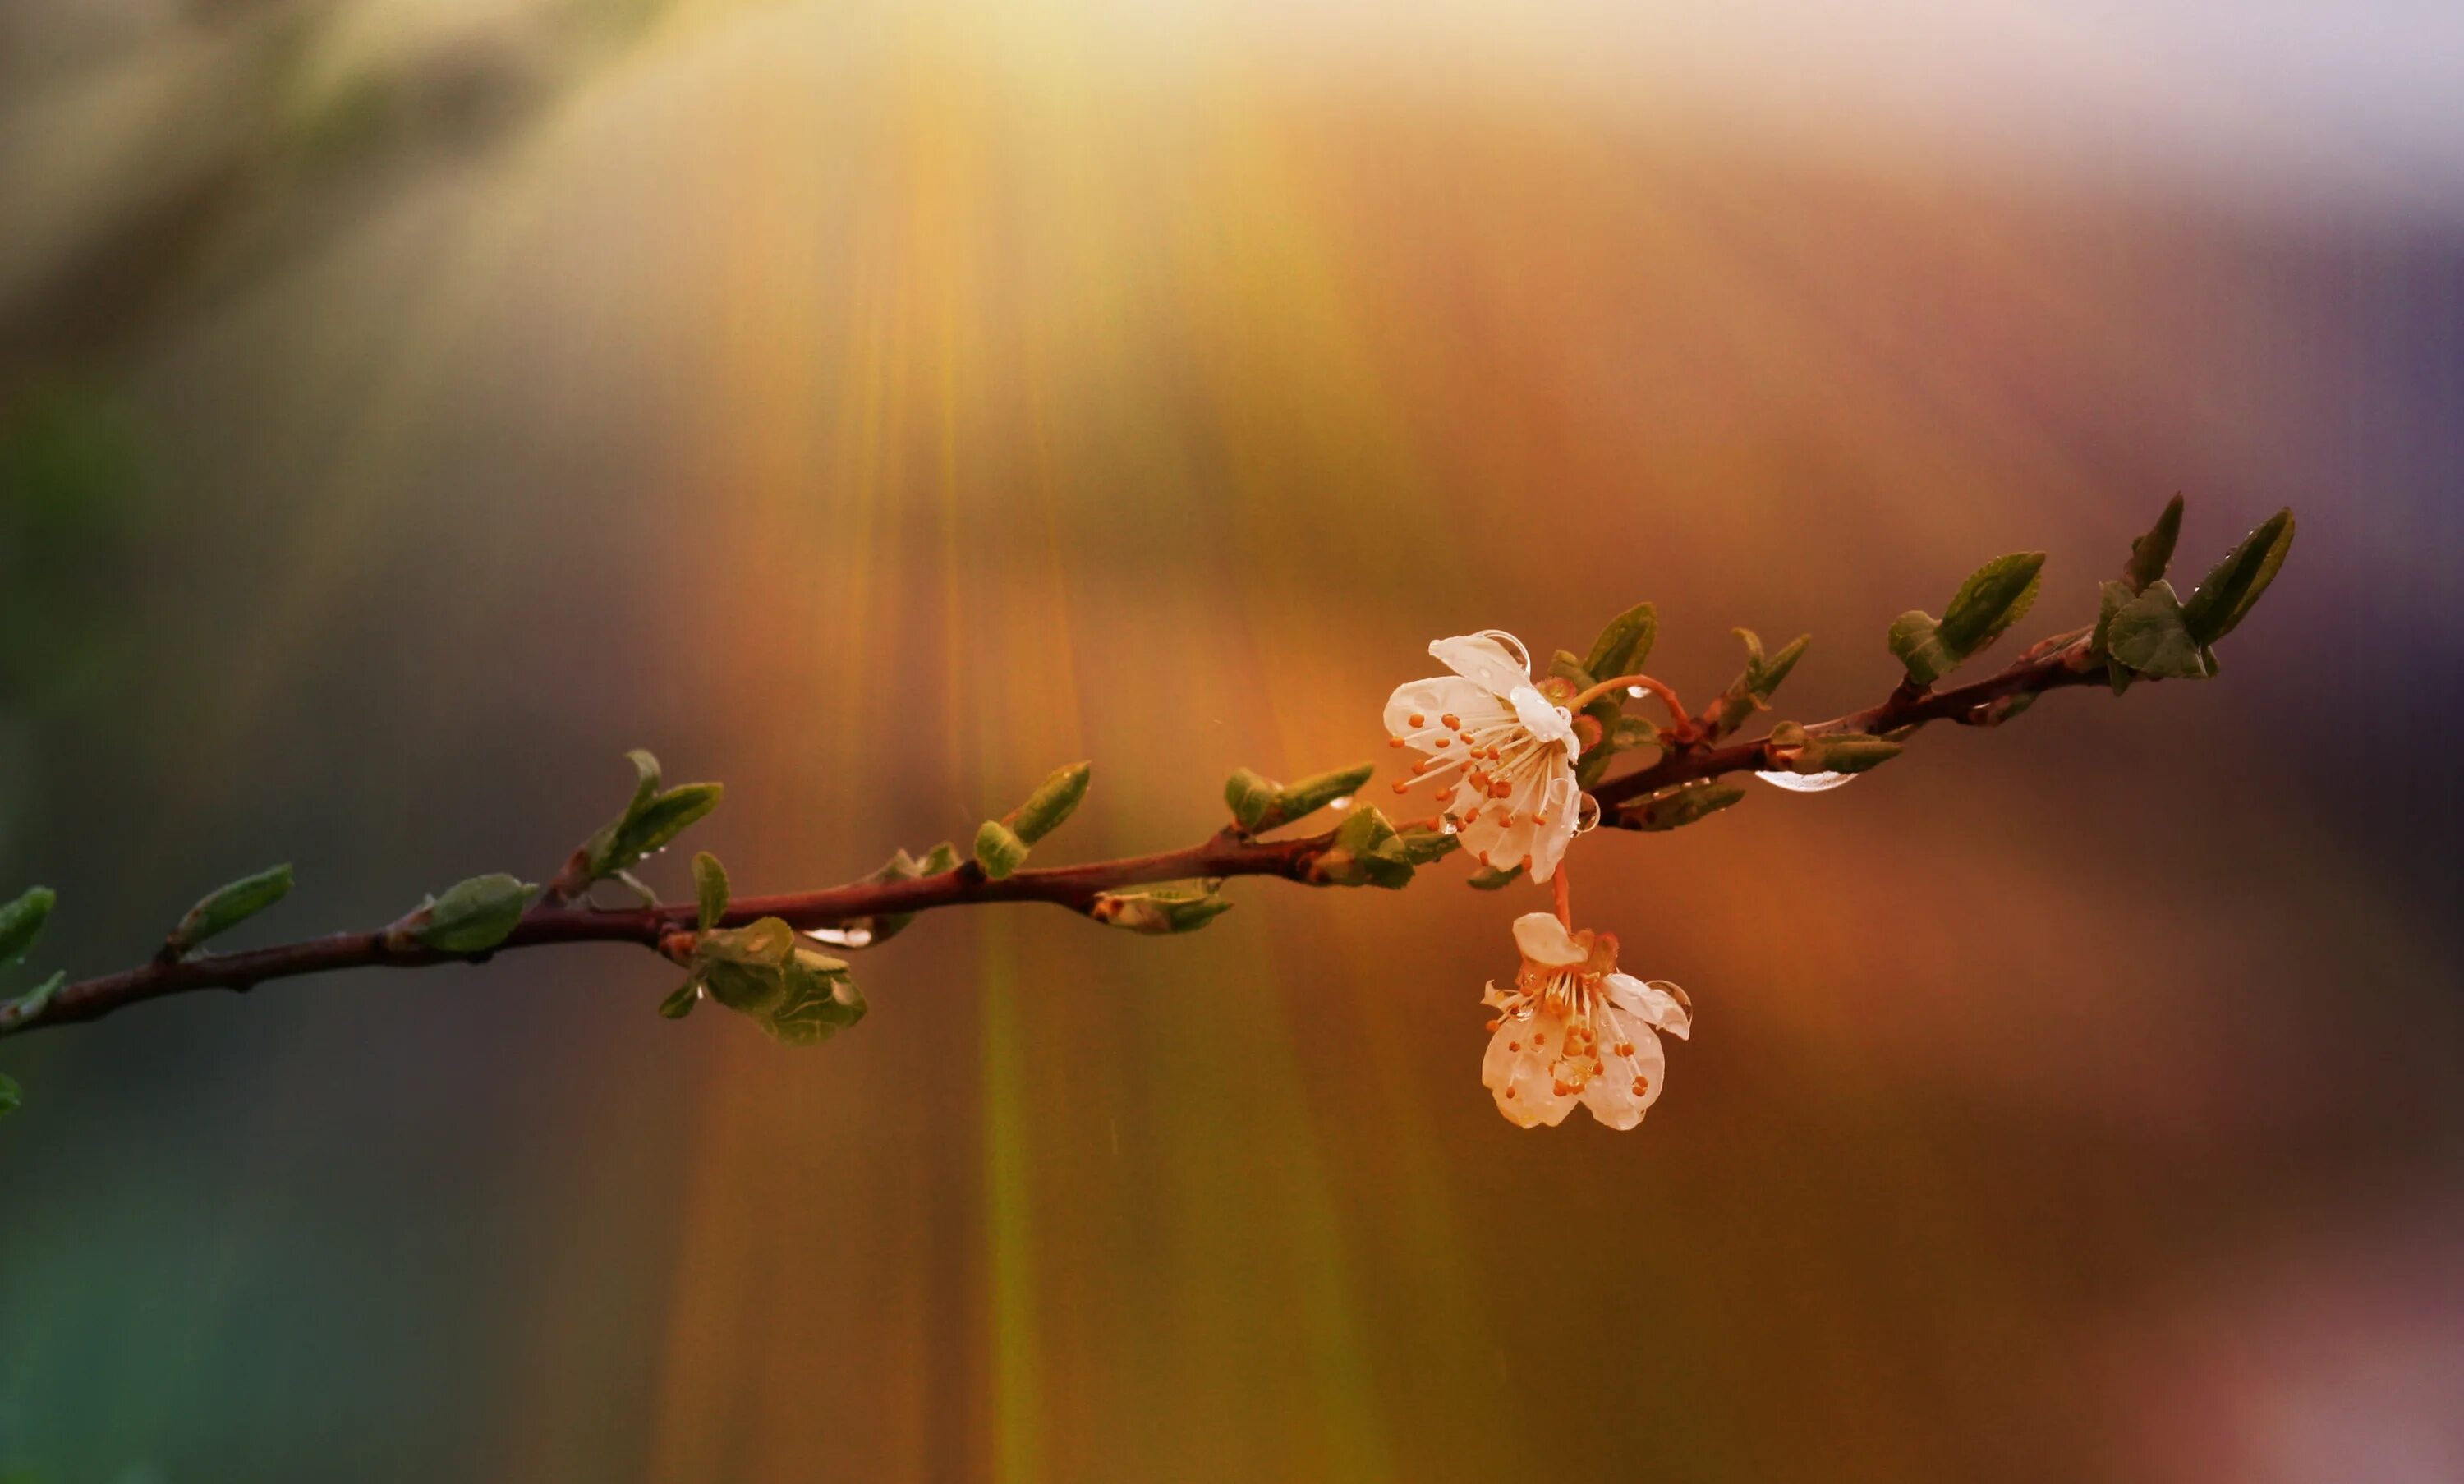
1005;761;1092;844
2123;494;2186;594
4;971;67;1028
1711;629;1812;735
692;852;729;932
1090;884;1235;935
1795;733;1904;775
1582;602;1659;680
1892;553;2044;686
1391;822;1461;865
760;953;867;1046
0;887;56;965
2180;508;2295;645
687;919;863;1045
1547;650;1595;689
1225;762;1375;834
656;981;701;1019
1887;611;1955;687
2105;581;2213;680
1938;552;2045;655
1622;780;1745;832
166;864;292;956
1465;862;1524;890
412;874;537;953
0;1073;18;1119
1225;767;1280;831
974;820;1030;880
1308;806;1417;889
569;751;725;888
832;842;961;946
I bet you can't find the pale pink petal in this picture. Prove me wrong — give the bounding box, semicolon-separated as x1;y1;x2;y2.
1508;685;1579;750
1520;767;1583;883
1580;1007;1669;1129
1603;972;1691;1039
1427;632;1532;699
1482;1007;1579;1128
1382;676;1512;753
1510;912;1588;967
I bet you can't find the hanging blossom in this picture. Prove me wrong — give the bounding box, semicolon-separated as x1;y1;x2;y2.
1481;912;1690;1129
1382;632;1593;882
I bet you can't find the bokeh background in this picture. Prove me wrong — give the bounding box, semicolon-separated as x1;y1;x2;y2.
3;1;2460;1479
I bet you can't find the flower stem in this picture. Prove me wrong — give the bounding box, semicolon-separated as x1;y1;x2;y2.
1553;864;1574;930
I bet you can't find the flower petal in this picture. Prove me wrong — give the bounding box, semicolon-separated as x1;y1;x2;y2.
1482;1007;1579;1128
1509;685;1578;750
1510;912;1588;967
1604;972;1691;1039
1580;1008;1669;1130
1427;632;1532;699
1521;770;1583;883
1384;677;1513;754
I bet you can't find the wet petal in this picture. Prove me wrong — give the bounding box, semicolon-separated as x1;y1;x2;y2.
1384;677;1513;754
1604;972;1691;1039
1508;685;1579;750
1482;1007;1579;1128
1581;1007;1669;1129
1428;632;1533;699
1510;912;1588;967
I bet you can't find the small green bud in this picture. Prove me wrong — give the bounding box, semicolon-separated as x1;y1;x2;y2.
1225;767;1280;830
4;971;66;1029
398;874;538;953
2123;494;2186;594
692;852;729;931
1005;762;1092;844
0;887;56;965
1391;821;1460;865
1710;629;1811;736
1797;733;1904;774
656;981;701;1019
2180;508;2295;646
2105;580;2213;680
1225;762;1374;833
974;820;1030;880
1089;884;1234;935
1308;806;1416;889
568;751;724;889
166;865;293;957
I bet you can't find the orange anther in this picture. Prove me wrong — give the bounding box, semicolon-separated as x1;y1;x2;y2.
1492;779;1511;798
1434;737;1451;748
1409;713;1426;728
1391;780;1411;793
1388;736;1406;748
1441;714;1460;729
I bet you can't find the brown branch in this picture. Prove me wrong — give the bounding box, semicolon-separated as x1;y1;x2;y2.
2;632;2115;1041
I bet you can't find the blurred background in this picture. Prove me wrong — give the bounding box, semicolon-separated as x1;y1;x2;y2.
2;0;2460;1478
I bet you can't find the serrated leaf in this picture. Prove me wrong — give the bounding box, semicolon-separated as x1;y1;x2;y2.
1582;602;1659;680
1006;761;1092;844
1938;552;2045;656
692;852;729;931
2106;580;2213;679
974;820;1030;879
1465;862;1524;890
1621;780;1746;832
1090;884;1235;935
415;874;537;953
2124;494;2186;594
0;887;56;965
656;982;701;1019
164;866;294;957
2180;508;2294;645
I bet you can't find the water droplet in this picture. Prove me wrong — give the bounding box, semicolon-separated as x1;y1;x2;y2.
1755;770;1857;793
805;926;875;948
1327;795;1354;811
1625;685;1646;700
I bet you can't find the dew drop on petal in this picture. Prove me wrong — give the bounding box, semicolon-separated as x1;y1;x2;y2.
1756;770;1857;793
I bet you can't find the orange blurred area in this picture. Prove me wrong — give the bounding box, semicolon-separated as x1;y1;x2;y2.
2;2;2460;1480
